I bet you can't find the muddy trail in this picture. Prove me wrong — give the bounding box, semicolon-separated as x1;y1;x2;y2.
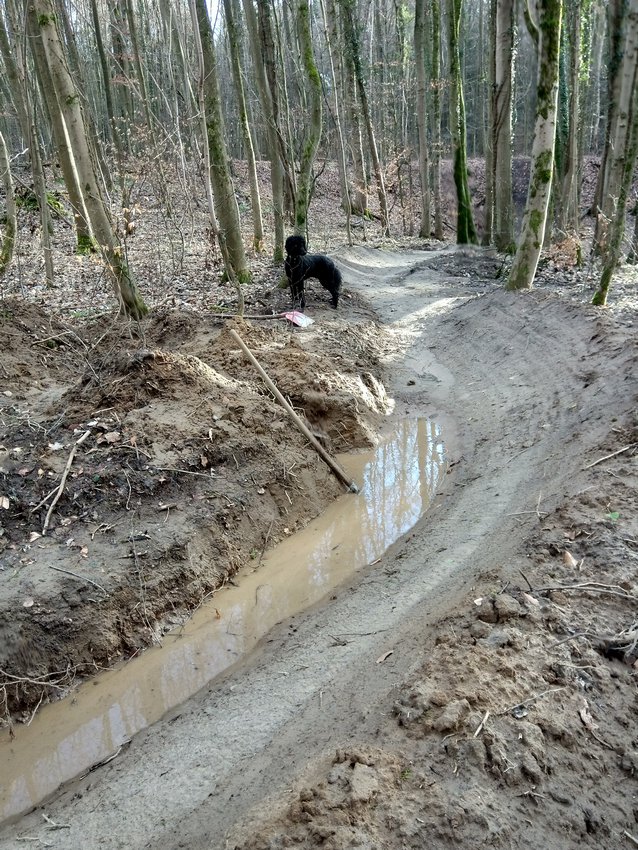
1;246;637;850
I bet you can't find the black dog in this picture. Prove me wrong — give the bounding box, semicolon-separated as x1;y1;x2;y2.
284;235;341;311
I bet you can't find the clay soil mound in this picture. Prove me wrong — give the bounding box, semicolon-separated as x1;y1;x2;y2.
0;306;387;719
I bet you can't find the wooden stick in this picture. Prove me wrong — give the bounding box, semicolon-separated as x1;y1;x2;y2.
42;430;91;535
583;442;637;470
229;329;359;493
49;565;108;596
212;312;288;321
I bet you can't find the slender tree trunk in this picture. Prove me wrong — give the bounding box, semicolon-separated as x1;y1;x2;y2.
222;0;264;252
0;13;30;141
108;0;135;144
593;0;638;257
29;0;148;317
125;0;155;142
431;0;444;239
0;130;16;275
559;0;582;235
340;0;390;237
28;11;93;253
507;0;563;290
243;0;285;260
448;0;478;244
493;0;515;252
320;0;353;243
483;0;496;245
257;0;296;216
343;44;368;216
190;0;244;313
194;0;249;282
414;0;431;238
293;0;322;236
592;65;638;303
27;85;55;288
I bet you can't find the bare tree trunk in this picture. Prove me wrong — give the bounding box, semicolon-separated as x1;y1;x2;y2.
29;0;148;317
340;0;390;237
414;0;431;237
593;0;638;257
483;0;496;246
431;0;443;239
0;130;16;275
0;12;30;141
558;0;582;236
293;0;322;236
493;0;515;252
593;63;638;303
507;0;563;290
193;0;249;282
28;11;93;253
448;0;478;244
321;0;353;241
26;84;55;288
108;0;135;145
343;44;368;216
190;0;244;313
243;0;285;260
222;0;264;252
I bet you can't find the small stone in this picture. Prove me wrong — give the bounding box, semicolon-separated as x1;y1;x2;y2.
494;593;522;621
432;699;471;733
349;763;378;803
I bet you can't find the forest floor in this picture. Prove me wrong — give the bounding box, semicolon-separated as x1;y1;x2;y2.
0;159;637;849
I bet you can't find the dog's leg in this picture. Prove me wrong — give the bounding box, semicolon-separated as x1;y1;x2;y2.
288;267;305;311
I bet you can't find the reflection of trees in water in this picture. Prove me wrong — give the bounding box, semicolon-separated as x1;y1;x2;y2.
302;419;446;584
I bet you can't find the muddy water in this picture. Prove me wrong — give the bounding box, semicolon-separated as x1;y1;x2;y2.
0;418;445;823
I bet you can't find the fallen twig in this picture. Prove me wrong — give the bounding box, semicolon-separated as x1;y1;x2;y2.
519;570;534;592
582;443;637;470
42;430;91;535
0;667;69;690
624;830;638;847
532;581;637;602
497;687;566;716
48;565;108;596
473;710;490;737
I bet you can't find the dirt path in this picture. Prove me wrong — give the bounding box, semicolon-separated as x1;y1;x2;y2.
1;247;636;850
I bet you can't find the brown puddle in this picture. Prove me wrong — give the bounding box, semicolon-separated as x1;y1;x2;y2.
0;418;445;823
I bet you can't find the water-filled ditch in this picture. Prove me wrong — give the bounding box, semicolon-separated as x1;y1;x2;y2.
0;417;445;823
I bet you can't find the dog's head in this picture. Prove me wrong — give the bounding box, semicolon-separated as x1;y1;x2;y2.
285;235;307;257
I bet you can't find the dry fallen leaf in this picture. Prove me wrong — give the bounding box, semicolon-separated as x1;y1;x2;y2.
29;531;41;543
579;700;598;731
376;650;394;664
0;495;9;510
23;597;34;608
104;431;121;444
48;441;65;451
522;592;540;607
80;546;89;558
563;550;578;568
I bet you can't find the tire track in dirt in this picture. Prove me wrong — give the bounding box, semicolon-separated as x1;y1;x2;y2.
1;250;634;850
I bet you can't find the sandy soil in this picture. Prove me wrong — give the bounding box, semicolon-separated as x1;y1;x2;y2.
0;239;636;849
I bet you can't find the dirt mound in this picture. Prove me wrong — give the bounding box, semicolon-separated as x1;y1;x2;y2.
0;304;389;720
210;321;392;449
0;298;81;388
